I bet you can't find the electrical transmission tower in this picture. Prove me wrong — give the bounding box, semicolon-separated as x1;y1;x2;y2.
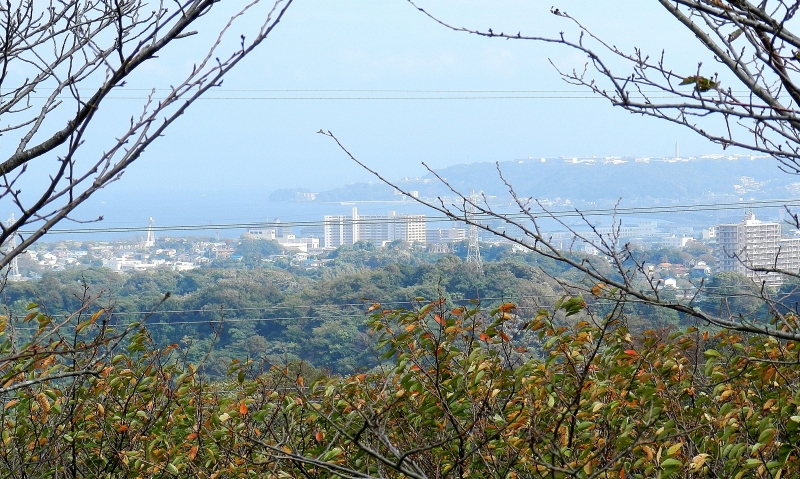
465;190;483;275
5;214;20;281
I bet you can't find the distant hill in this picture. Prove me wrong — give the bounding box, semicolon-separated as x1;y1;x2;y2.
270;155;800;209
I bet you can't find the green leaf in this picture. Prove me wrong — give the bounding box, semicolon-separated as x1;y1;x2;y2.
743;458;761;469
758;428;776;444
660;457;682;477
560;295;586;316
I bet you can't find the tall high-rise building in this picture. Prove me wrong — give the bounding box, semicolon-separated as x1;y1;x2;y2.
716;213;800;286
389;211;426;244
323;207;358;248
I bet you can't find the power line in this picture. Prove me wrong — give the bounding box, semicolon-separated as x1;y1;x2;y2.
11;293;770;330
35;288;776;319
26;95;712;101
23;88;762;94
68;89;755;92
18;198;800;235
21;88;763;101
18;86;768;101
10;281;789;332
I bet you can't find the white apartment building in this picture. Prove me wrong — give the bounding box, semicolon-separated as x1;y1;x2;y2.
324;208;358;248
323;207;426;247
716;213;800;286
390;212;426;245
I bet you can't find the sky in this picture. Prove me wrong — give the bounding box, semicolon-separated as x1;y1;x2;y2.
112;1;723;193
6;1;765;230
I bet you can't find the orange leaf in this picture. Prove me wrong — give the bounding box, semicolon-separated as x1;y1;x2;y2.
405;323;417;332
498;331;510;342
315;431;324;442
366;303;381;313
239;403;248;415
624;350;639;357
410;364;421;371
498;303;516;313
116;425;129;433
189;445;198;460
434;314;444;325
591;283;607;296
186;432;198;441
479;333;489;341
296;376;305;388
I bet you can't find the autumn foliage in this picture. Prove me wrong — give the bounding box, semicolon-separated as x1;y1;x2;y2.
1;297;799;477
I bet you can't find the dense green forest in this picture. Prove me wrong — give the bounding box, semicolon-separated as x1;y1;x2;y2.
4;245;562;375
2;241;765;377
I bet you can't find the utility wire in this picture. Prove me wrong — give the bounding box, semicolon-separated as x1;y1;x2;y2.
18;198;799;235
20;87;763;101
20;88;762;92
57;89;761;92
10;293;771;331
27;288;775;319
25;95;724;101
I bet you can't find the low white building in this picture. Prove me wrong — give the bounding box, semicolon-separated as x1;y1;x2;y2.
277;234;320;253
243;228;277;240
243;227;319;252
660;235;695;248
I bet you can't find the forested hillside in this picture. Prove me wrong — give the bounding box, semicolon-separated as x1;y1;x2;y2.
4;241;773;379
3;247;564;375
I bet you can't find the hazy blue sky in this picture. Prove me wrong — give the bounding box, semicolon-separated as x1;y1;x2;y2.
46;1;773;228
111;1;726;192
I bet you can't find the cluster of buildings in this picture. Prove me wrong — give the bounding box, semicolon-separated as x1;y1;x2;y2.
473;211;799;287
568;212;800;287
10;205;800;287
20;241;203;275
24;247;90;272
16;222;234;276
100;245;200;272
244;208;466;251
240;208;800;288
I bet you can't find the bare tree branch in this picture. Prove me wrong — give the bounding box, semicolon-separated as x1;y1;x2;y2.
0;0;295;271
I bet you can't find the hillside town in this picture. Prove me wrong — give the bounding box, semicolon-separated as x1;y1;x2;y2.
7;207;800;292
